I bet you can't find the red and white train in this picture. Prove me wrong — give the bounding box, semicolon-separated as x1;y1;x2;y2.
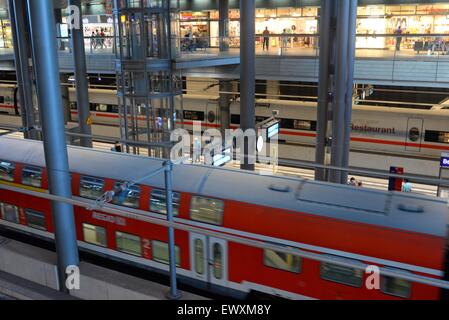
1;85;449;176
0;136;448;300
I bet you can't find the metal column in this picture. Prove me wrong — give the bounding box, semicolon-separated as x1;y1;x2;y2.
8;0;38;140
329;0;350;184
27;0;79;292
164;161;181;300
240;0;256;171
68;0;92;148
315;0;335;181
219;80;232;142
219;0;229;52
340;0;358;184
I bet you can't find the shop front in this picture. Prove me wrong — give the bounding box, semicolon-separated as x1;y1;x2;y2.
179;2;449;53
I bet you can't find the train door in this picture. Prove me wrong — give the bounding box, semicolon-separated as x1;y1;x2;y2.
405;118;424;152
205;101;218;128
190;233;228;286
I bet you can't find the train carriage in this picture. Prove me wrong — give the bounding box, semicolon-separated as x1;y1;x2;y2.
0;136;448;300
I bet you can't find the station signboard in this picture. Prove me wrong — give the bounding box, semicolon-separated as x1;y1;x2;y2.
440;153;449;168
267;121;280;139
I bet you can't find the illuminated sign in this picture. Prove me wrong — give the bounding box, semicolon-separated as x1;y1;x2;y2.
441;153;449;168
267;121;280;139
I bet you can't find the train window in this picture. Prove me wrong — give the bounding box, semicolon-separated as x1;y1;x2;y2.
97;104;108;112
190;196;224;226
184;110;205;121
213;243;223;279
294;120;317;131
151;240;181;266
79;176;105;200
0;160;15;182
112;183;141;209
150;189;180;216
0;96;4;103
0;203;19;224
115;231;142;257
25;209;47;231
264;249;302;274
409;128;421;142
70;102;77;110
83;223;107;247
320;259;363;288
22;166;42;188
231;114;240;125
207;111;216;123
194;239;205;275
381;268;412;299
425;130;449;144
281;119;316;131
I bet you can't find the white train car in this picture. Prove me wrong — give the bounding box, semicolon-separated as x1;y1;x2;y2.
2;85;449;176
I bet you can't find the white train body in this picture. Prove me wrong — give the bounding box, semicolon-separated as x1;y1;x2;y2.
1;85;449;176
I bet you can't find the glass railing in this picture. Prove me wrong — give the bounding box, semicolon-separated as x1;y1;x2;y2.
51;33;449;61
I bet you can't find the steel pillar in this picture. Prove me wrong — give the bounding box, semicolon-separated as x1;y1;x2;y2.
219;0;229;52
68;0;92;148
240;0;256;171
219;80;232;142
27;0;79;292
164;161;181;300
315;0;335;181
329;0;350;184
8;0;38;140
340;0;358;184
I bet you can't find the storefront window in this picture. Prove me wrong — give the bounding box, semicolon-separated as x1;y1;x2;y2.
0;20;12;49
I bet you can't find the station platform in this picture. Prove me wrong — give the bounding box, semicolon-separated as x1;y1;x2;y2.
1;47;449;87
0;235;207;300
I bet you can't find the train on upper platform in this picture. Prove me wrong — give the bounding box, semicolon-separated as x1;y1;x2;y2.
0;136;448;300
0;85;448;176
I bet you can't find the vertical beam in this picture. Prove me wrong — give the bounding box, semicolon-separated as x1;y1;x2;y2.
164;161;181;300
329;0;349;184
60;74;71;124
340;0;358;184
27;0;79;292
219;0;229;52
8;0;38;140
315;0;334;181
219;80;232;142
68;0;92;148
240;0;256;171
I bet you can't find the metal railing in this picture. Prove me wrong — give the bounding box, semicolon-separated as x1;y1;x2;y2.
1;179;449;293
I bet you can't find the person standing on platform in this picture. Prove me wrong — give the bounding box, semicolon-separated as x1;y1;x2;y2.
90;31;96;53
395;26;403;51
348;177;357;186
402;179;412;193
263;27;270;51
111;141;122;153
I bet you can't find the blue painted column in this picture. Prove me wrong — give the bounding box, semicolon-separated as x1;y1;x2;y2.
27;0;79;292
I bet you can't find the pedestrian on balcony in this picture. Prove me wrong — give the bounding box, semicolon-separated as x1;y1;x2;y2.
263;27;270;51
395;25;403;51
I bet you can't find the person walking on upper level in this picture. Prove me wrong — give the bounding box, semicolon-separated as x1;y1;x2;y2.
402;179;412;193
395;26;403;51
263;27;270;51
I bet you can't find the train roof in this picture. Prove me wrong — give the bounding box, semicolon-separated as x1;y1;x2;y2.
1;136;448;238
250;98;449;117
